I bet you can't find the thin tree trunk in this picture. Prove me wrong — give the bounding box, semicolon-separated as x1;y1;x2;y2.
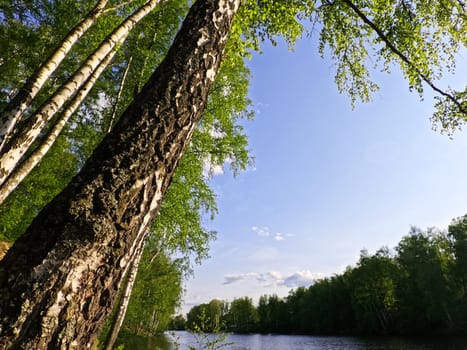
0;49;117;205
149;249;160;264
151;312;160;333
107;57;133;133
0;1;239;348
0;0;161;187
135;31;158;95
0;0;109;151
104;235;145;350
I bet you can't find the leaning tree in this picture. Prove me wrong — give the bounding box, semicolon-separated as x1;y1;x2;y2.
0;1;241;348
0;0;466;348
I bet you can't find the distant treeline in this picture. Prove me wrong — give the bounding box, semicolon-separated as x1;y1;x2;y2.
174;214;467;336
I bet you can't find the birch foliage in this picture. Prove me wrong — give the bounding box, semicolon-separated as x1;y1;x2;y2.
314;0;466;132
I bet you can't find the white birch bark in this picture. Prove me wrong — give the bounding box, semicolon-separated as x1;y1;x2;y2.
0;0;161;187
0;0;109;152
0;49;117;205
107;57;133;133
104;238;145;350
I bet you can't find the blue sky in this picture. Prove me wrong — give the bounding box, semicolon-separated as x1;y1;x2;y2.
182;35;467;313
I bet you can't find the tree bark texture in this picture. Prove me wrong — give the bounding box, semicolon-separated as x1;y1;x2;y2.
0;0;161;188
0;0;239;348
0;0;109;152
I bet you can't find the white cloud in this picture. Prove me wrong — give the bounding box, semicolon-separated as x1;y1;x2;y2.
251;226;293;242
274;233;285;241
265;271;284;286
202;157;231;178
222;270;322;288
283;271;323;288
251;225;271;237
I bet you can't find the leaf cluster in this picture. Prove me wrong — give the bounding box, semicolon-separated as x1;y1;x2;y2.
314;0;466;129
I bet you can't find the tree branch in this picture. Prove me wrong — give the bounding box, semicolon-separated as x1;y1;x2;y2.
341;0;466;116
103;0;136;14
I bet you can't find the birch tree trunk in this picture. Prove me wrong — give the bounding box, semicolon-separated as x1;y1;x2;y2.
107;57;133;133
0;0;239;348
0;49;117;205
0;0;161;187
0;0;109;152
103;238;145;350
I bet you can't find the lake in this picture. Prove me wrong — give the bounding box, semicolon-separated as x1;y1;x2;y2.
115;331;467;349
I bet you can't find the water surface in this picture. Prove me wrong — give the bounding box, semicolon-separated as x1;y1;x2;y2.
116;331;467;350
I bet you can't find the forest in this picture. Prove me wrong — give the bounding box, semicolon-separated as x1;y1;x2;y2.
0;0;465;348
182;214;467;336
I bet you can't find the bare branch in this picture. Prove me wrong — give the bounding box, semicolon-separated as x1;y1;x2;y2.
103;0;135;14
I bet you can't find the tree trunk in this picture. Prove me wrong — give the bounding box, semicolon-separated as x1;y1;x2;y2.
107;57;133;133
0;0;239;348
0;0;109;152
0;49;117;205
0;0;161;187
151;311;160;334
104;236;145;350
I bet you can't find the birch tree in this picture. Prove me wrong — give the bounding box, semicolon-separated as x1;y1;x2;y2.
0;0;190;243
0;0;110;151
0;47;117;205
101;34;254;346
0;0;161;190
0;1;240;348
103;234;146;350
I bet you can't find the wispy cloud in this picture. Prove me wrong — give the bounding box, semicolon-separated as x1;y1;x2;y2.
223;272;260;285
251;226;294;242
251;225;271;237
274;233;285;241
223;270;322;288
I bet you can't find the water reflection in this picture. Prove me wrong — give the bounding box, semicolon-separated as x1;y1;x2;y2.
116;331;467;350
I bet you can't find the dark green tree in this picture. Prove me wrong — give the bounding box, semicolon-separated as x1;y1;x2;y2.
227;297;259;333
186;299;228;333
257;294;288;333
285;287;310;334
396;228;455;333
169;314;187;331
449;215;467;295
347;248;399;334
